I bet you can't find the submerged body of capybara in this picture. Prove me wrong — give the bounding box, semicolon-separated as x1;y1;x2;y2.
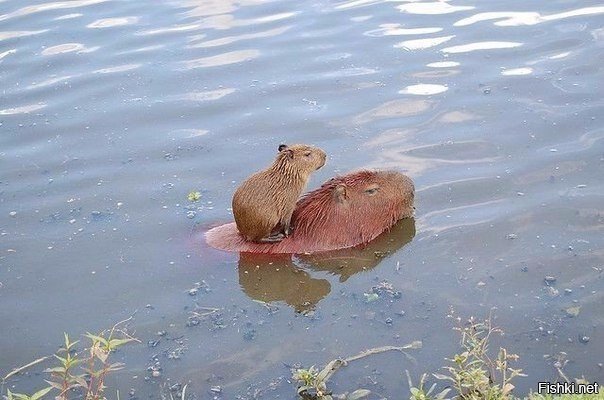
232;144;326;243
207;170;415;253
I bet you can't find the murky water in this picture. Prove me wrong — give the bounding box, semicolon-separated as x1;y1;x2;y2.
2;0;603;397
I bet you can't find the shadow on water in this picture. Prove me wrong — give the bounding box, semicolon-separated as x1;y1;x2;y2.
237;218;416;313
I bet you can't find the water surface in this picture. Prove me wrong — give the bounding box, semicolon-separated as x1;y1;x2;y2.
1;0;603;398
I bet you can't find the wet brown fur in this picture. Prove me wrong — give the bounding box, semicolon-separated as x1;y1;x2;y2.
208;170;414;253
232;144;326;242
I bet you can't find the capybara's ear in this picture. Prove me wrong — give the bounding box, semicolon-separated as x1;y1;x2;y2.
333;184;348;203
278;144;288;152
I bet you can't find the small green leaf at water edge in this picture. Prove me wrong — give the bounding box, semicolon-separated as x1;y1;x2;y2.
363;293;379;303
188;191;202;202
565;305;581;317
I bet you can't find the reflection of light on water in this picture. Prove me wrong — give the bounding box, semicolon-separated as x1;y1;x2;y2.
0;103;46;115
455;12;541;27
395;35;455;50
455;6;604;27
501;67;533;76
322;67;377;78
94;64;141;74
188;26;290;48
87;17;139;28
527;51;571;66
41;43;99;55
0;0;108;22
0;49;16;62
168;88;236;102
0;30;48;41
170;129;209;138
352;99;434;125
350;15;372;22
399;84;448;95
137;24;201;35
365;24;443;37
398;2;474;15
54;13;82;20
28;75;73;89
335;0;383;10
427;61;460;68
177;49;259;69
252;12;296;23
549;52;571;59
442;41;522;54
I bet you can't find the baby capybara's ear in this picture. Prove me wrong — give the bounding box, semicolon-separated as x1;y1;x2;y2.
278;144;288;152
333;184;348;203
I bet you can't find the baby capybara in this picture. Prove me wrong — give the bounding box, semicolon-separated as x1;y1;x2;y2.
208;170;414;253
232;144;326;243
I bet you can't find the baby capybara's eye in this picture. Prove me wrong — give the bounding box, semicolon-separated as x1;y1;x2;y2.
304;151;312;157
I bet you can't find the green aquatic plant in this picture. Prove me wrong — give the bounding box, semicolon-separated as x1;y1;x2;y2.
2;320;138;400
187;191;201;202
407;314;526;400
292;343;422;400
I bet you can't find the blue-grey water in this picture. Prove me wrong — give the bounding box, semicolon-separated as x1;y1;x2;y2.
1;0;603;398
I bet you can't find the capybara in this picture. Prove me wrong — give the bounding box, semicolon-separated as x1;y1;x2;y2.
207;170;415;253
232;144;327;243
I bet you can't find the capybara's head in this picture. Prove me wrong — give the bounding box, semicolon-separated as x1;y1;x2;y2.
274;144;326;175
290;170;415;250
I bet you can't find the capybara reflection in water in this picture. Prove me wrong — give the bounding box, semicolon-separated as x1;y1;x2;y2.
232;144;326;243
207;170;415;253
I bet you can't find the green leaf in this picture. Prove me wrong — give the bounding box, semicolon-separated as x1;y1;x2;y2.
108;338;134;349
363;293;379;303
317;359;344;383
30;386;53;400
564;306;581;317
85;333;109;347
53;355;67;364
187;191;202;202
433;373;452;381
93;346;109;363
435;388;452;399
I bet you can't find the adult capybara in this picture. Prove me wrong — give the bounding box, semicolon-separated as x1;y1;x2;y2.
232;144;326;243
207;170;415;253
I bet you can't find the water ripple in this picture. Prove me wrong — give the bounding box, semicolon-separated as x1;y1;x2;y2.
442;41;522;53
501;67;533;76
41;43;98;55
0;103;46;115
177;49;259;69
365;24;443;37
395;35;455;51
0;0;108;22
399;84;448;95
397;2;474;15
87;17;139;28
0;30;48;41
427;61;460;68
167;88;236;102
455;6;604;27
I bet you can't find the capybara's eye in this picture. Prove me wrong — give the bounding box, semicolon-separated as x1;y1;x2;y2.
304;151;312;157
364;187;379;195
